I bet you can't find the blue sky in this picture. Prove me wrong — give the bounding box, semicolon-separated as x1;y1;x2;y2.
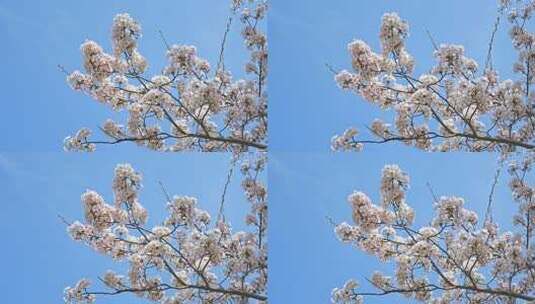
0;0;249;152
268;0;521;303
0;151;252;303
269;150;514;303
269;0;516;152
0;0;526;303
0;0;256;302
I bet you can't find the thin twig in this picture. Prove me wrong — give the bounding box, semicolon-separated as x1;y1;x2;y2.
485;13;502;71
158;180;173;203
58;214;71;225
158;29;171;51
426;182;439;203
484;167;501;224
216;156;237;223
217;12;235;72
57;64;69;75
325;63;339;75
425;29;439;51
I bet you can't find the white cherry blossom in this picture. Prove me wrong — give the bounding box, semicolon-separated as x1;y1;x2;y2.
64;154;267;303
333;159;535;303
332;1;534;154
64;1;267;152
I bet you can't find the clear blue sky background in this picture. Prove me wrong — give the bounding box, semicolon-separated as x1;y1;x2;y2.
0;0;526;303
0;151;252;303
0;0;250;152
268;0;522;303
269;150;515;303
0;0;257;303
269;0;516;152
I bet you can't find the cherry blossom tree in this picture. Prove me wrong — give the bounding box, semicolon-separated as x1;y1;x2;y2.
60;1;268;303
332;159;534;303
63;0;267;153
63;153;267;303
331;1;535;302
331;0;534;153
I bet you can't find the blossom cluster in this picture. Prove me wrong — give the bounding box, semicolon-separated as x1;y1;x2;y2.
64;158;267;303
332;2;534;153
332;160;535;303
64;1;268;152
